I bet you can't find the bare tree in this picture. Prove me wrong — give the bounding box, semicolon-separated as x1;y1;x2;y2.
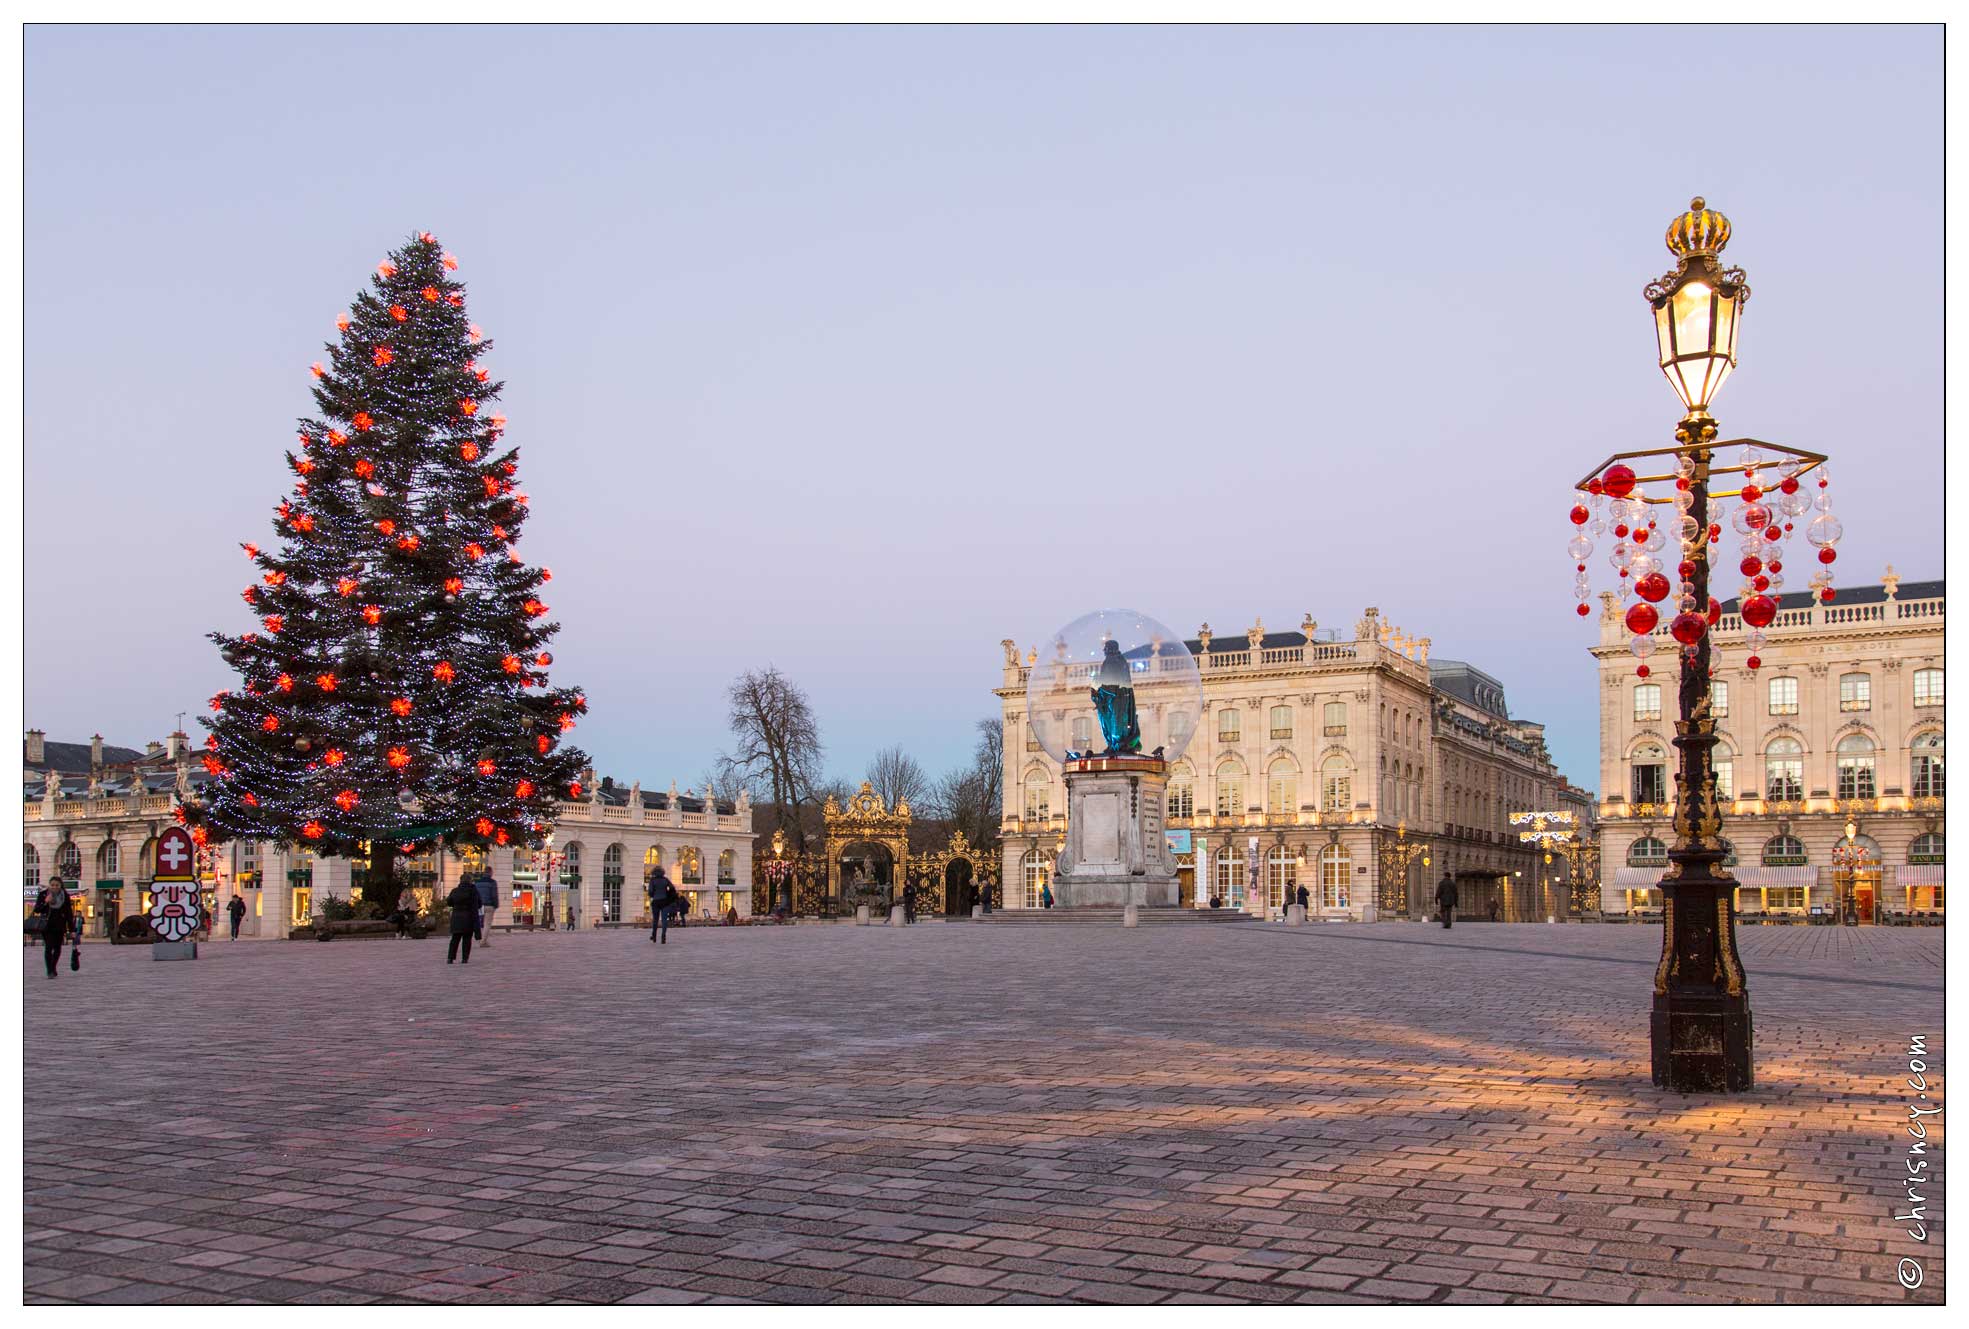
927;718;1005;848
720;667;823;852
865;745;929;811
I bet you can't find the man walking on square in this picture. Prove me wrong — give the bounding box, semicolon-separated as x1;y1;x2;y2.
647;866;680;944
902;878;917;925
32;877;75;980
1435;873;1459;929
227;892;247;940
446;878;480;964
474;872;499;948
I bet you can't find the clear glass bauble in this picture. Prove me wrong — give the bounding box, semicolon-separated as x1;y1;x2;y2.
1778;488;1810;517
1574;583;1592;602
1567;535;1593;562
1608;542;1631;570
1629;553;1659;579
1022;608;1204;766
1745;629;1767;651
1805;513;1844;547
1643;525;1667;553
1630;634;1655;659
1591;518;1608;536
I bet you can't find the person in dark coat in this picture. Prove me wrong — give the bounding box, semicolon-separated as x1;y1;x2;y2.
32;879;76;979
1296;883;1311;910
1039;882;1053;910
1435;874;1459;929
474;873;499;946
446;880;480;963
978;880;992;914
227;893;248;940
647;867;681;943
902;879;918;924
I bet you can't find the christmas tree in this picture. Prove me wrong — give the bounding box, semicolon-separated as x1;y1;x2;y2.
189;233;589;911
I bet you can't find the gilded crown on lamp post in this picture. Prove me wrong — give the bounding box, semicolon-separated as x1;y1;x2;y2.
1664;196;1732;257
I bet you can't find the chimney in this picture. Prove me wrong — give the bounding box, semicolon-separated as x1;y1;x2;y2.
167;730;188;759
146;740;164;757
91;734;104;768
24;729;44;763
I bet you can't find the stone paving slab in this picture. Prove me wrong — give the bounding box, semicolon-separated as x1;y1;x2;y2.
21;921;1944;1305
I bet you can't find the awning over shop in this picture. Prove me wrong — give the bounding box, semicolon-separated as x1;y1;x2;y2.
1899;864;1945;888
1726;867;1816;890
1611;866;1665;887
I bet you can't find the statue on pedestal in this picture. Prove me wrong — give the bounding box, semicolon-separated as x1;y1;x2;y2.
1090;639;1142;756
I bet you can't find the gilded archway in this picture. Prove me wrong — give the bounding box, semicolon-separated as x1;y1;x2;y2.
823;782;912;910
911;829;1003;914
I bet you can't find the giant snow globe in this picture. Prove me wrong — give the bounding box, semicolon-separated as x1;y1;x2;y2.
1022;609;1203;767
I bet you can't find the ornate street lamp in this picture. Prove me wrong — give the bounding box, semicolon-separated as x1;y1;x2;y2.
1569;199;1842;1093
764;829;794;914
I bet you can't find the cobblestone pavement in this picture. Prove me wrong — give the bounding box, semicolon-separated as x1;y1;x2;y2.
23;920;1945;1305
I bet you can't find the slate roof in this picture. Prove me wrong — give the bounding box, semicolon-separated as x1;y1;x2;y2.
25;739;148;774
1716;578;1942;615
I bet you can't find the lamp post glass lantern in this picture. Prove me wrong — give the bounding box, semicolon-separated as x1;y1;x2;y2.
1568;198;1842;1093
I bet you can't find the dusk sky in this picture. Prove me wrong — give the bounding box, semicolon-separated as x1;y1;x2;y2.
25;24;1940;797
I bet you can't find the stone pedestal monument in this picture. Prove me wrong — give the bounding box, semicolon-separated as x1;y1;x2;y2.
1053;755;1179;909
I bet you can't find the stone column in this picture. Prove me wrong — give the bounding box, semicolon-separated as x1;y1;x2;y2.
320;855;353;910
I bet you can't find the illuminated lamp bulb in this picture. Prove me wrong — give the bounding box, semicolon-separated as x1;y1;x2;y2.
495;828;510;846
303;820;325;839
433;660;456;684
376;519;396;536
336;312;351;332
475;816;495;836
469;324;483;342
361;605;382;625
515;780;535;799
442;252;458;270
387;746;412;769
379;261;397;277
336;577;358;597
460;442;480;461
535;651;552;666
390;697;412;717
353;411;374;431
335;789;358;811
316;673;337;692
242;792;259;807
459;398;479;416
310;362;325;378
422;285;440;303
354;459;375;479
261;715;279;733
275;673;294;692
502;655;522;674
373;345;394;367
397;533;420;552
444;576;463;595
568;781;583;798
447;293;464;307
294;514;315;532
483;475;501;496
326;429;347;447
324;748;345;766
535;734;552;754
243;543;259;558
242;586;258;605
524;599;547;617
477;759;497;777
465;543;485;560
263;615;284;634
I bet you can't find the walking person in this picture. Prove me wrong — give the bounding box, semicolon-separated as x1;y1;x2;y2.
1435;873;1459;930
227;893;247;940
565;900;576;931
31;877;76;980
979;880;992;915
1040;882;1054;910
474;872;500;947
647;866;680;944
902;879;918;925
445;878;480;964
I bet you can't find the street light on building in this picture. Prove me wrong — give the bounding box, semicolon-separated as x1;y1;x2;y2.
1570;198;1841;1093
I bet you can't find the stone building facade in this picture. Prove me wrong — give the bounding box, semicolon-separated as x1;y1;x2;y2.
23;729;753;937
996;609;1588;921
1591;568;1943;921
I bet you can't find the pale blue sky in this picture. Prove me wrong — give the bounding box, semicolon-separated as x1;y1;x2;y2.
25;24;1941;795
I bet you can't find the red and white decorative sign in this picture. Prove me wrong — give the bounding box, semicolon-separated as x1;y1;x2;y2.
149;826;202;941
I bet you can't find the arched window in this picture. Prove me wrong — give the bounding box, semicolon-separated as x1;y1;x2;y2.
23;845;39;894
1909;833;1944;865
1215;762;1245;819
55;841;81;882
601;843;624;921
1764;737;1804;802
1023;852;1048;909
1631;744;1667;806
1022;772;1050;821
1215;845;1246;906
1763;834;1807;866
1718;838;1738;867
1266;846;1297;908
1913;730;1944;799
1835;733;1876;799
1627;836;1668;867
1166;778;1193;820
718;849;735;884
1318;844;1350;909
1839;672;1872;712
1218;709;1241;743
236;840;259;874
1269;705;1294;740
1267;761;1297;819
97;840;119;878
139;837;158;882
644;844;662;872
1320;757;1351;812
678;846;702;884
